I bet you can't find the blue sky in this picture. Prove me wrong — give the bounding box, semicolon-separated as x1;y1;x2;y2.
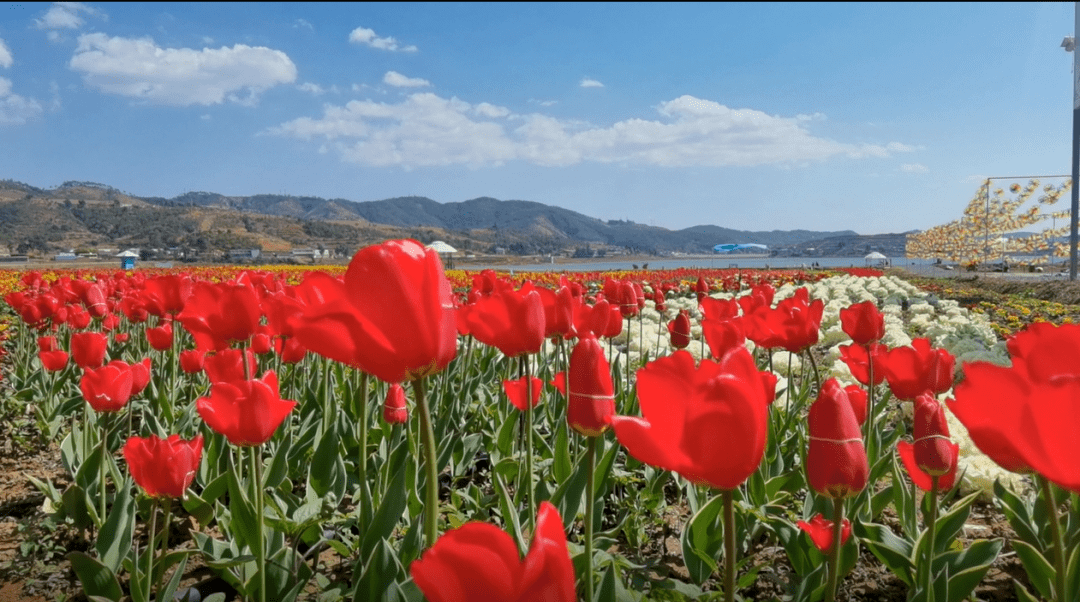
0;2;1075;234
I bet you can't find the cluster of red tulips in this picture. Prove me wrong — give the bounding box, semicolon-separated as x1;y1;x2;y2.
1;240;1078;602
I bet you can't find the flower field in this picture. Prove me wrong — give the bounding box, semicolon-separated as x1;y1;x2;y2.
0;243;1077;602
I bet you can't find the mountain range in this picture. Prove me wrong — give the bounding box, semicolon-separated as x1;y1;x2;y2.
0;179;907;257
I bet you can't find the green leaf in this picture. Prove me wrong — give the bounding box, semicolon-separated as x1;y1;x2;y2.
309;421;345;501
856;522;914;587
157;554;189;602
1013;580;1042;602
553;423;572;483
1010;540;1054;600
352;539;405;602
937;539;1003;602
680;494;725;585
1067;543;1080;602
361;466;408;559
67;551;123;602
226;467;259;552
95;477;134;573
493;472;526;556
495;411;518;457
931;491;980;554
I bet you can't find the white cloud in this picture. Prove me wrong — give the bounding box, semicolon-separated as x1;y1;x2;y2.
349;26;417;52
298;82;326;95
294;19;314;31
383;71;430;88
0;77;44;126
70;34;297;106
0;39;12;69
36;2;101;31
901;163;929;173
270;92;912;169
580;77;604;88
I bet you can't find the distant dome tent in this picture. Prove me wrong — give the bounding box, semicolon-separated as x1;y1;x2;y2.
864;251;887;266
426;241;458;268
713;243;768;253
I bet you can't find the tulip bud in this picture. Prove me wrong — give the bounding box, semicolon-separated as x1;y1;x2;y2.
840;300;885;346
567;335;615;437
807;379;868;499
384;383;408;424
667;310;692;350
912;394;957;478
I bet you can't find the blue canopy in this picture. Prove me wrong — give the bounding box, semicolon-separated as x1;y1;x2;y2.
713;243;768;253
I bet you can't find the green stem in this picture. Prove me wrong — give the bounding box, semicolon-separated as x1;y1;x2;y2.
356;372;369;514
825;498;844;602
1040;476;1068;602
98;413;109;526
722;490;737;602
156;500;172;596
250;446;266;602
146;499;158;602
923;476;940;595
524;357;536;536
583;437;598;602
863;352;876;445
411;378;439;549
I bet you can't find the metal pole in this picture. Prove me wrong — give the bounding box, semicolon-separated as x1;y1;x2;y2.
1072;2;1080;280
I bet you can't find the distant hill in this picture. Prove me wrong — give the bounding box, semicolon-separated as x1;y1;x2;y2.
0;178;892;258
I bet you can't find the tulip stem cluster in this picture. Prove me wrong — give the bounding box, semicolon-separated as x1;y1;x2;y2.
921;476;940;596
250;445;267;602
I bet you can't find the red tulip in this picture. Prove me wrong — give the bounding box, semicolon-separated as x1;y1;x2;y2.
694;276;709;302
80;363;134;412
179;349;207;374
146;321;174;351
797;514;852;554
123;434;203;498
290;240;457;383
467;283;546;357
878;338;954;401
566;335;615;437
573;299;610;339
110;358;152;396
667;310;692;350
537;285;577;340
410;501;576;602
844;384;868;425
250;331;273;355
840;300;885;346
503;376;544;411
839;343;887;386
39;350;69;372
280;337;307;364
71;331;108;369
742;287;823;352
384;383;408;424
947;322;1080;487
611;348;769;490
807;379;868;499
38;336;58;352
177;281;262;351
196;371;296;446
203;349;257;384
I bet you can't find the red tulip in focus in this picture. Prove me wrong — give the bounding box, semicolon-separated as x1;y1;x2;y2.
196;371;297;446
844;384;868;426
947;322;1080;486
111;358;151;396
39;349;69;372
840;300;885;346
611;348;769;490
179;349;206;374
877;338;954;401
410;501;576;602
797;514;852;554
566;335;615;437
694;276;709;302
123;434;204;498
667;310;692;350
80;362;134;413
145;320;174;351
71;331;108;369
573;299;610;339
839;343;887;386
290;240;457;383
203;349;257;384
537;285;577;340
503;376;544;411
807;379;868;499
177;282;262;351
384;383;408;424
467;283;546;358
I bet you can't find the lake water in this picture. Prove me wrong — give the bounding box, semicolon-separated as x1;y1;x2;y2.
461;256;937;273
